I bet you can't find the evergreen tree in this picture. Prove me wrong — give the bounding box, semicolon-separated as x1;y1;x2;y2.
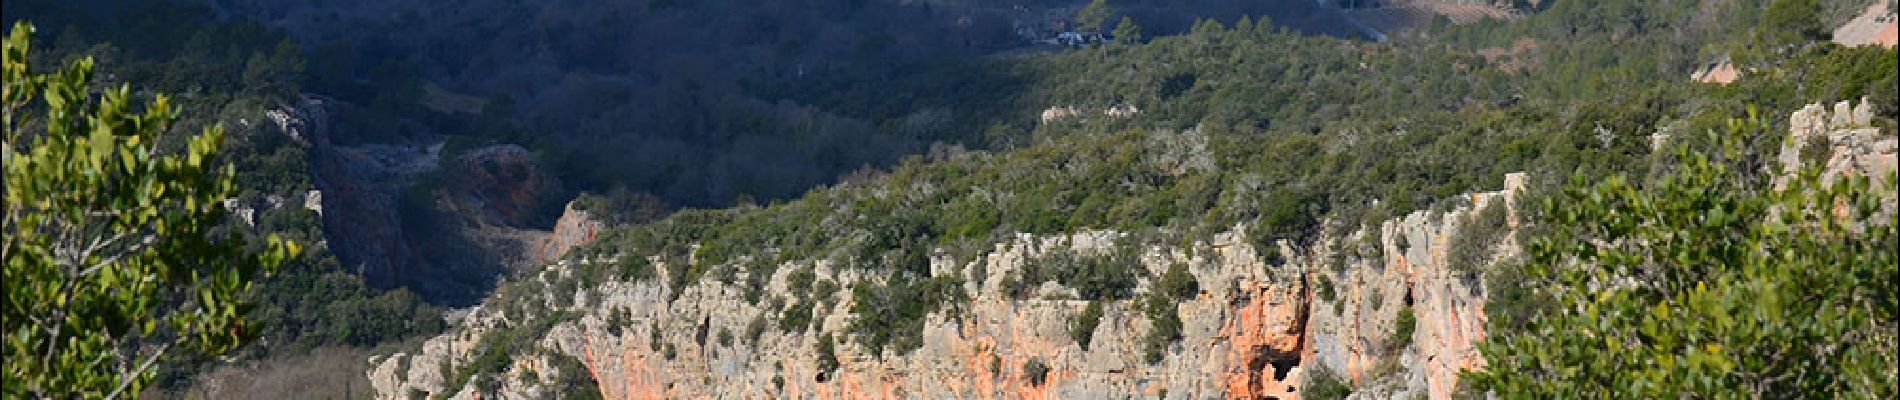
1468;116;1898;397
1113;16;1143;44
3;22;299;398
1764;0;1827;45
1075;0;1113;34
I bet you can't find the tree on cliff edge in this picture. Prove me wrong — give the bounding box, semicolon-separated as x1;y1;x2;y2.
3;22;299;398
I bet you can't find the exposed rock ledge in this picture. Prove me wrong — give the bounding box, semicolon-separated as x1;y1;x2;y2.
530;202;606;267
367;170;1528;399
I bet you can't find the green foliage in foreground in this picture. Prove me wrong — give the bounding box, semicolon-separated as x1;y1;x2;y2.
2;22;298;398
6;5;452;392
1468;118;1899;397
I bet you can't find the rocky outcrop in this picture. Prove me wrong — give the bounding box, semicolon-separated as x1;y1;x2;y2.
367;172;1531;399
1833;0;1897;48
1039;105;1141;123
296;94;442;286
266;95;325;144
438;144;559;229
531;202;606;266
1780;99;1897;188
1692;60;1740;84
1304;173;1525;399
290;93;564;303
304;190;324;216
1778;99;1899;228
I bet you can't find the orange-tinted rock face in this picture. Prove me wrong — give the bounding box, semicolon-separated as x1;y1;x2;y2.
578;331;673;400
1693;61;1740;84
532;202;605;265
1222;282;1309;399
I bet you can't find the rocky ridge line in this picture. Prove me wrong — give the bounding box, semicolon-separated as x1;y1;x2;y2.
366;169;1529;399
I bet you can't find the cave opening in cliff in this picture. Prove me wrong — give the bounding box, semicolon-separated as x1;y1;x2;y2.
1270;356;1299;381
1250;343;1304;383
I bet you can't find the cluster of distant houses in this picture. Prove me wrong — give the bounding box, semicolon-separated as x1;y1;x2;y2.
1049;31;1114;46
1013;11;1115;47
1040;104;1140;123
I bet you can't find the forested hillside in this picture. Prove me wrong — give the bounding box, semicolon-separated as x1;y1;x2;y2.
364;0;1896;398
3;0;1895;398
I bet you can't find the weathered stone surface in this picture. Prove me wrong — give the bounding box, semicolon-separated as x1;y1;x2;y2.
304;190;324;216
439;144;558;229
368;173;1532;399
1833;0;1897;48
1780;99;1897;189
531;201;605;266
294;94;441;286
287;93;567;301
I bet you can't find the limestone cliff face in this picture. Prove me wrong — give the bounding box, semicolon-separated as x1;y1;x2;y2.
1779;100;1897;189
295;95;440;285
364;99;1894;398
367;171;1528;400
1303;173;1525;400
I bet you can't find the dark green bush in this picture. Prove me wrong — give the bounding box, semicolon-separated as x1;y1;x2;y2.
1391;306;1416;351
1071;301;1105;350
815;334;840;382
1022;357;1051;386
1141;292;1182;364
847;275;965;356
1304;364;1353;400
1011;248;1140;300
1157;263;1199;300
1447;200;1510;279
1315;275;1337;303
